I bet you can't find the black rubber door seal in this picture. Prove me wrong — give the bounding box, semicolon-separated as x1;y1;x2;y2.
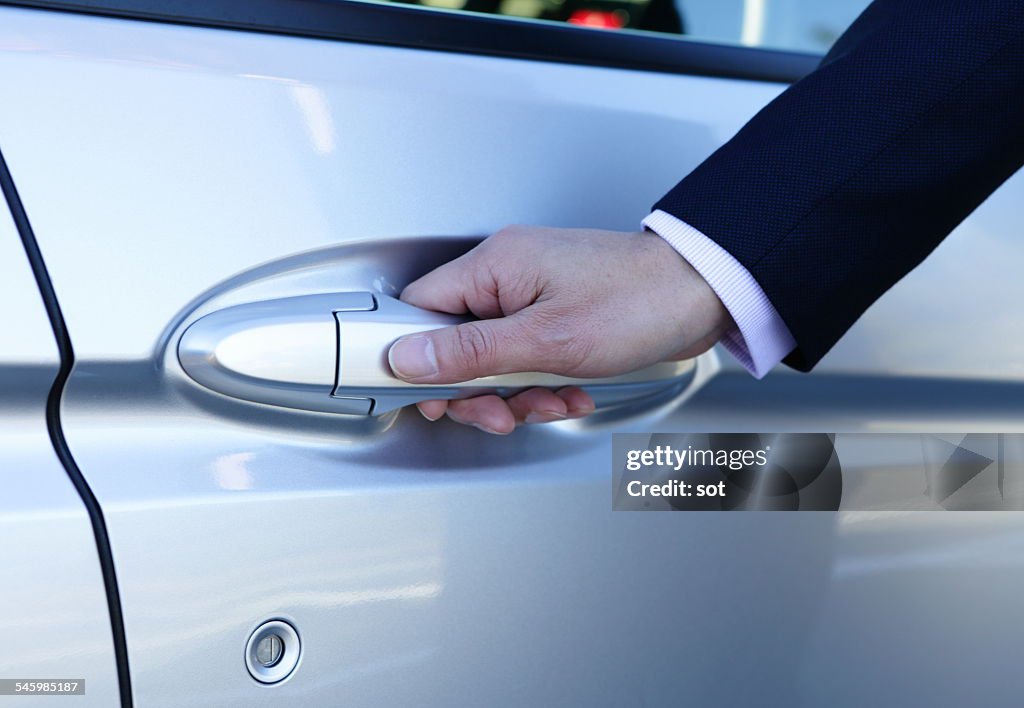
0;146;134;708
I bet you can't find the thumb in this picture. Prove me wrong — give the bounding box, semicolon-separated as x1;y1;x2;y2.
387;314;543;384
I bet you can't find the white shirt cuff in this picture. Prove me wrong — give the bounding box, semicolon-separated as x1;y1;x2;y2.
642;209;796;378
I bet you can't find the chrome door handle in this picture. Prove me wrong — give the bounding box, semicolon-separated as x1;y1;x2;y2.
179;292;695;416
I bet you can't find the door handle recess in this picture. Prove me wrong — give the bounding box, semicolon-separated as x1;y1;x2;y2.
178;292;695;416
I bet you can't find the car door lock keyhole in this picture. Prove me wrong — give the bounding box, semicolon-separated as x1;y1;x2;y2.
245;620;300;684
255;634;284;667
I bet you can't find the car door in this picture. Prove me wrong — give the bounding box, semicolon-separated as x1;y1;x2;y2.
1;1;1024;706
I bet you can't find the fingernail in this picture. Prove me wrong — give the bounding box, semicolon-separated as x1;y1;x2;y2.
566;406;595;419
473;423;510;435
419;407;443;422
524;410;567;424
388;335;438;380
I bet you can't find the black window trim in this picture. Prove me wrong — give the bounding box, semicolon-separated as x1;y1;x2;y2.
0;0;820;83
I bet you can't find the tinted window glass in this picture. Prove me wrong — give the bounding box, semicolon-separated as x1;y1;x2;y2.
383;0;872;53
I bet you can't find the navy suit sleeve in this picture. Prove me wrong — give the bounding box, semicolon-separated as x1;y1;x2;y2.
653;0;1024;371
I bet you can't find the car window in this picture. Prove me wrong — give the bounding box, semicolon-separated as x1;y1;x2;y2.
380;0;873;53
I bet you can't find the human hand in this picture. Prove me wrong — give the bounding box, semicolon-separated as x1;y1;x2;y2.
387;226;731;434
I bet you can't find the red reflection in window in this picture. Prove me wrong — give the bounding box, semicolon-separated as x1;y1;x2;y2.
567;9;625;28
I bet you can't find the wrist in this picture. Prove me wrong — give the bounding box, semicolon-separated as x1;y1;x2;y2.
641;211;796;377
638;230;733;354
